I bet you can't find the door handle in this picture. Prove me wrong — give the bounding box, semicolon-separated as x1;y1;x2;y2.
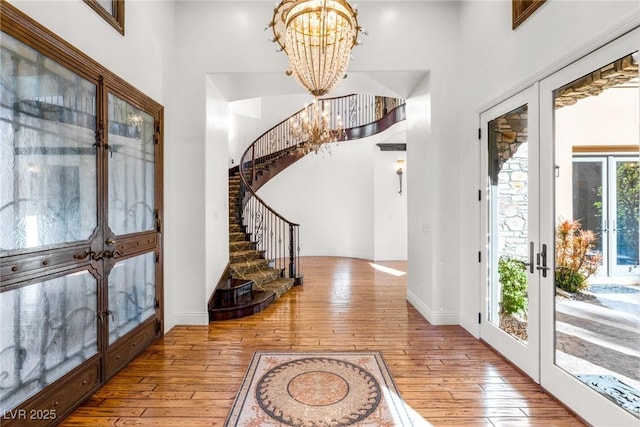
524;241;534;273
106;238;116;245
537;243;550;278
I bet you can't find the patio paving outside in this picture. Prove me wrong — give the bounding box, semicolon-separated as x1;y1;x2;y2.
555;282;640;417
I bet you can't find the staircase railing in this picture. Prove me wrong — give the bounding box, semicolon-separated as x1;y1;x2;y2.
238;94;406;284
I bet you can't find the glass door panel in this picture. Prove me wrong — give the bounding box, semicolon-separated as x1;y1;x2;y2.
481;85;540;381
488;104;530;341
0;33;97;251
108;252;156;344
0;272;98;412
572;158;605;260
612;158;639;276
540;31;639;425
107;94;155;236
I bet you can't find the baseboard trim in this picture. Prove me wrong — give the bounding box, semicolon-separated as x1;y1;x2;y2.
406;289;459;325
173;312;210;326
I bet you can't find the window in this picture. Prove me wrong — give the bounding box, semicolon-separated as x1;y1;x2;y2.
83;0;125;35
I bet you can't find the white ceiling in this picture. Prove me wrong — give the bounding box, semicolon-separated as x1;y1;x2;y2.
195;0;440;101
209;70;429;101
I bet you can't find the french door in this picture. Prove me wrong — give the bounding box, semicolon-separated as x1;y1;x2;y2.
0;7;164;426
480;85;541;381
482;27;639;426
540;29;639;425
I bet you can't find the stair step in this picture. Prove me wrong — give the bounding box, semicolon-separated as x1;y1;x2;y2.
212;278;254;308
230;240;255;251
230;249;264;263
254;277;294;299
229;231;249;242
230;258;270;276
208;290;275;321
233;268;281;286
229;224;246;233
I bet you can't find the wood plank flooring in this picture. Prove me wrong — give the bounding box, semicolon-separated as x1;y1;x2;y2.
62;257;585;426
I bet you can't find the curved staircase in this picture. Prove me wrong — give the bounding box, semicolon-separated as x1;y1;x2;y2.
209;95;406;320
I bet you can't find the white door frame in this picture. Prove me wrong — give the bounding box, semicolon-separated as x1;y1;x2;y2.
479;84;540;382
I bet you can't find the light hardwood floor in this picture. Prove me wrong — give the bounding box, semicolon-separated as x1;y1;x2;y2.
62;257;585;426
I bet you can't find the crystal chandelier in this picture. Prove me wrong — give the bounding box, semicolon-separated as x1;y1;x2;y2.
270;0;362;97
290;98;346;154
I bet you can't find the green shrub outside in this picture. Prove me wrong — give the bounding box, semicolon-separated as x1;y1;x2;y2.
498;255;528;316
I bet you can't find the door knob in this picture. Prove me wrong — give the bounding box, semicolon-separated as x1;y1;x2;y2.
106;238;116;245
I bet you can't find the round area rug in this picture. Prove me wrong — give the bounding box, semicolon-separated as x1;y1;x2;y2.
255;357;382;426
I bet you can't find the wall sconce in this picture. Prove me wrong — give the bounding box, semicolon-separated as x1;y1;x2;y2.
395;159;404;195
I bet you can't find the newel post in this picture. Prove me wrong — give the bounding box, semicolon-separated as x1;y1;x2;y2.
288;224;295;279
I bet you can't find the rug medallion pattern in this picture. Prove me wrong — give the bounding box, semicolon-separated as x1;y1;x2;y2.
225;351;413;426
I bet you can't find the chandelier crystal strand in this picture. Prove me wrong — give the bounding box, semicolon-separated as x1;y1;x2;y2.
271;0;361;96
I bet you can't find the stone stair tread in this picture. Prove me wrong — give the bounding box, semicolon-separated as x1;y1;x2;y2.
229;232;250;242
230;249;263;262
230;241;254;250
230;259;270;275
231;257;268;268
233;269;281;286
254;277;294;299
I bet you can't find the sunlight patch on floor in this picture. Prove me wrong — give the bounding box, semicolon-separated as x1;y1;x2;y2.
384;388;433;426
369;263;407;276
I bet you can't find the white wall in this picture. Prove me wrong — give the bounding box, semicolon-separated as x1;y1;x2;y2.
457;0;639;335
256;123;408;261
173;1;463;328
258;137;375;259
373;135;408;261
8;0;174;104
555;87;640;219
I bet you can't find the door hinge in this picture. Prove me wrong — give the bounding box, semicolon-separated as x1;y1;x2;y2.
478;313;481;324
478;128;481;140
155;209;162;233
155;298;160;309
154;121;161;145
478;190;481;201
155;318;163;336
155;251;160;263
478;251;481;262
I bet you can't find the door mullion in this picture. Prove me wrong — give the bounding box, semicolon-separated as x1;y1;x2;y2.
95;75;109;382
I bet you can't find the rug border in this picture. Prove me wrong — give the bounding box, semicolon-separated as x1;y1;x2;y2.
224;351;413;426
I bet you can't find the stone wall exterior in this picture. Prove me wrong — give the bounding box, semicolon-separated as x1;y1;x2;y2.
497;142;529;260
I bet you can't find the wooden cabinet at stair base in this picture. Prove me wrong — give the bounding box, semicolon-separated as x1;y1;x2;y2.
208;278;276;321
215;278;254;308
